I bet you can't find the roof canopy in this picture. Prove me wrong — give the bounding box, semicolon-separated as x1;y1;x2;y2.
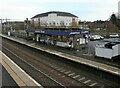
26;29;89;36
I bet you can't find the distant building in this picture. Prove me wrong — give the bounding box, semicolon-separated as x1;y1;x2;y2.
2;21;24;32
84;20;118;31
118;1;120;19
31;11;78;28
78;21;90;30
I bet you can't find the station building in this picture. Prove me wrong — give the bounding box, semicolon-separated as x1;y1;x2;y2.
31;11;78;28
26;11;89;49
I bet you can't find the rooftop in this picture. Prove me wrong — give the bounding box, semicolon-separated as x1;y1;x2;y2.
32;11;78;18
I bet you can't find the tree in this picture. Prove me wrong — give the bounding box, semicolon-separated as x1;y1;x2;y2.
110;14;117;25
110;13;120;30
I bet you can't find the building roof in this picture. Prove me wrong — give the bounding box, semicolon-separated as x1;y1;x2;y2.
32;11;78;18
2;21;24;25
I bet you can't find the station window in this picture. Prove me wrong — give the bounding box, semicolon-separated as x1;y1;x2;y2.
53;22;55;25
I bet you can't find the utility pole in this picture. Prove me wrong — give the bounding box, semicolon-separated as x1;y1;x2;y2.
0;19;3;33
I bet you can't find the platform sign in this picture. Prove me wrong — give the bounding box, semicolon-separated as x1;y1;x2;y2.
70;32;80;35
35;30;45;33
8;32;10;36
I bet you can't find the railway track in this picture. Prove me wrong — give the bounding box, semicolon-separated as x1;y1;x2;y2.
2;45;64;87
2;38;88;87
1;37;120;88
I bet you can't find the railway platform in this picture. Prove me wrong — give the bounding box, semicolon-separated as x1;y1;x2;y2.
0;34;120;77
0;51;43;88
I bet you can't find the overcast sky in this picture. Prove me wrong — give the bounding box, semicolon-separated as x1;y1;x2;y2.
0;0;119;21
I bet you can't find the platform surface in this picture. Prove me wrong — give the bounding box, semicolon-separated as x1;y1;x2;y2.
0;64;19;87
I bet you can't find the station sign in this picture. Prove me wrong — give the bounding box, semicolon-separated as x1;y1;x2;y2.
81;30;89;34
70;32;80;35
35;30;45;33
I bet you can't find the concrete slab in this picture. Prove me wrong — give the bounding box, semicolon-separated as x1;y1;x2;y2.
0;63;19;87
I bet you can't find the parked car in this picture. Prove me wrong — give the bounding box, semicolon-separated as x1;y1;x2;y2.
109;34;119;38
90;35;104;40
